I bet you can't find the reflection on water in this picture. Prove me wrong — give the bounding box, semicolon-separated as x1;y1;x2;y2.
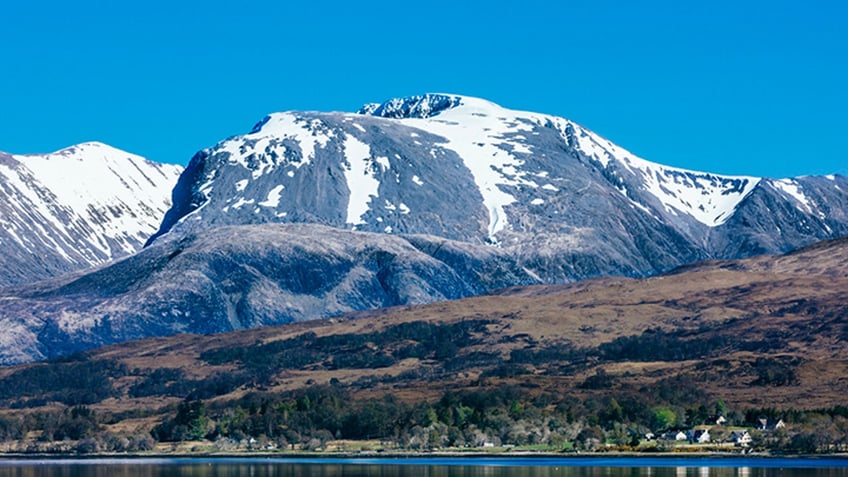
0;460;846;477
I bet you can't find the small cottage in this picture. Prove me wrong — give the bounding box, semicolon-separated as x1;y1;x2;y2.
690;429;710;444
758;418;786;431
730;430;752;447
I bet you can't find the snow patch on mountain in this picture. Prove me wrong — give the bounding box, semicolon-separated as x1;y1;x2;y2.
772;179;814;214
216;113;334;178
259;184;285;208
342;135;380;226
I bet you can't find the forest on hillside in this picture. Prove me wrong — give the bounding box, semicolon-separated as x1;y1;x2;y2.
0;319;844;454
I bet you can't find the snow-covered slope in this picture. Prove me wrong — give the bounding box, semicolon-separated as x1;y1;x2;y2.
0;142;183;286
565;126;761;227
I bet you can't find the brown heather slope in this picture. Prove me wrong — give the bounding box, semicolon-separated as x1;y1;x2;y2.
0;237;846;428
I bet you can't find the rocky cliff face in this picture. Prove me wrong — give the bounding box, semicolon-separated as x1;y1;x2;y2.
0;142;182;286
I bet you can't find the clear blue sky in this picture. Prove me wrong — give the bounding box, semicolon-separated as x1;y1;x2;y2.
2;0;846;178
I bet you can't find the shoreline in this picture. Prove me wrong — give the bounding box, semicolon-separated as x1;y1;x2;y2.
1;451;847;461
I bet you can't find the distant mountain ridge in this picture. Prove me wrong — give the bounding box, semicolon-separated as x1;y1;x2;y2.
0;142;182;286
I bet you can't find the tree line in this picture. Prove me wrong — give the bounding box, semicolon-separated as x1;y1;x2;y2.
144;385;848;453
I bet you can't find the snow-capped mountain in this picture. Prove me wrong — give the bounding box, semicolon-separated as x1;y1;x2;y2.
150;93;848;276
1;94;847;364
0;142;183;286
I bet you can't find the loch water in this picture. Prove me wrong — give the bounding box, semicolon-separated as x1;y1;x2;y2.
0;457;846;477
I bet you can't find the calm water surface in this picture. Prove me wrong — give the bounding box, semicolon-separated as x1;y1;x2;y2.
0;458;847;477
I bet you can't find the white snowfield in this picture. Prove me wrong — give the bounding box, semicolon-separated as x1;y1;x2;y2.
2;142;182;263
341;135;379;226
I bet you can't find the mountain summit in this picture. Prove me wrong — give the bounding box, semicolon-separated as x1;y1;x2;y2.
357;93;464;118
0;142;182;286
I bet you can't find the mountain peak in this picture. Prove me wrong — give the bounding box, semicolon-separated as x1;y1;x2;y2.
16;141;144;163
0;142;183;287
58;141;115;155
357;93;465;119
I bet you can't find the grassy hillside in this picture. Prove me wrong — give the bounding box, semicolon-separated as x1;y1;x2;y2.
0;237;846;453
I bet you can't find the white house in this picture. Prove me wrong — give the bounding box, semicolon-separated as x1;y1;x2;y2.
730;431;752;447
689;429;710;444
758;418;786;431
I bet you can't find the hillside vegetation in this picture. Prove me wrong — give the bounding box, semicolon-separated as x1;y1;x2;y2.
0;238;846;453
